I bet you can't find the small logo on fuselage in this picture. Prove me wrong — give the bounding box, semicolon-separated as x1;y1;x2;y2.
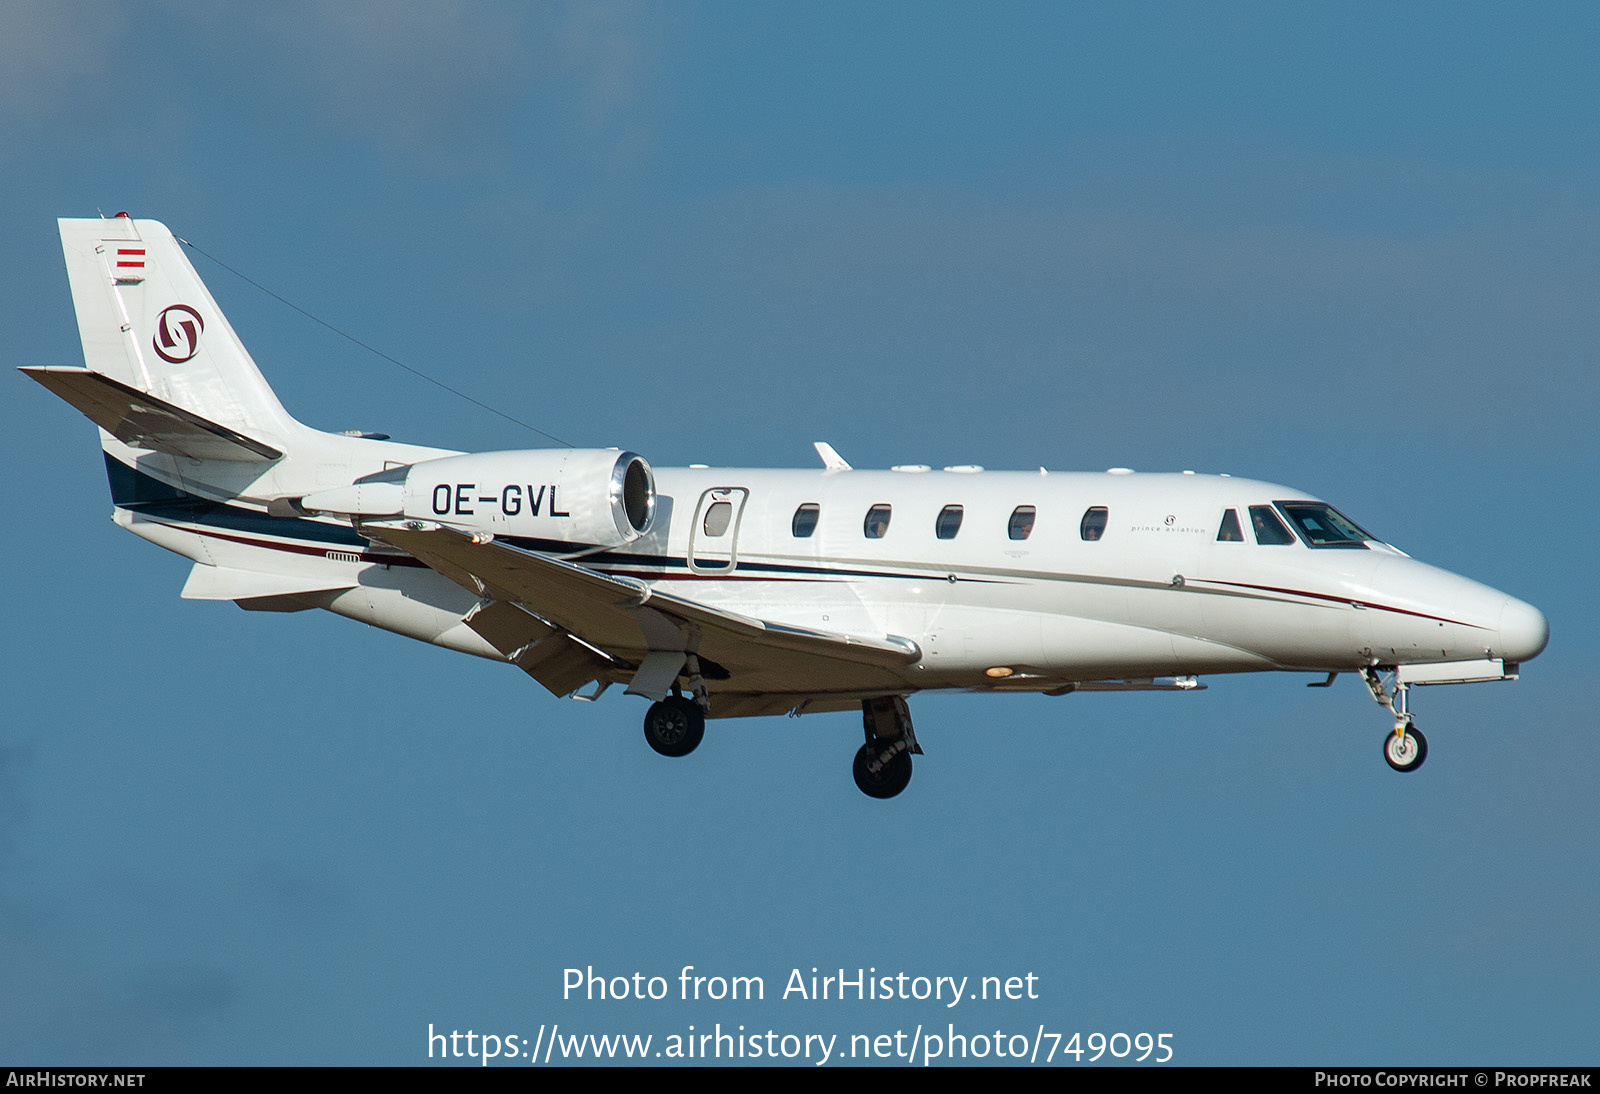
152;304;204;364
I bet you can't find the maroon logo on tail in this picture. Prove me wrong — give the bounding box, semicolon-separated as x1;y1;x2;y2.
152;304;204;364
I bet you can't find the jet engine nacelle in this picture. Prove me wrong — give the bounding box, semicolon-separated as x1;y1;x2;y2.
398;448;656;546
302;448;657;547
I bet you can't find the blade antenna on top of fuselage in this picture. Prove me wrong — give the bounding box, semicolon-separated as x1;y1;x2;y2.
813;442;852;471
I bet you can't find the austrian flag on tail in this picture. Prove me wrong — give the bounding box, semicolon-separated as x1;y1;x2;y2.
108;243;145;283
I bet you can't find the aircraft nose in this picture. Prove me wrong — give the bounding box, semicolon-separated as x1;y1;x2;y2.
1499;596;1549;664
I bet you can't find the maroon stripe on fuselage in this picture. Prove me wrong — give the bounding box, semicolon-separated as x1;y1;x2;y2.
156;521;833;581
152;520;429;566
156;517;1481;620
1201;579;1483;628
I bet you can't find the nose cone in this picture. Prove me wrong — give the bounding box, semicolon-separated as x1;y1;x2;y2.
1499;597;1549;664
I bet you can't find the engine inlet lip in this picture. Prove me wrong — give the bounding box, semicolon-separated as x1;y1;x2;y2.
610;451;656;539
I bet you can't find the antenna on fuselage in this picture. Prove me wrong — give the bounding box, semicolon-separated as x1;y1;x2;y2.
813;442;852;471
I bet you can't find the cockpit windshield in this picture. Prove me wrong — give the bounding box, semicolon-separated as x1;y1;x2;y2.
1274;501;1377;549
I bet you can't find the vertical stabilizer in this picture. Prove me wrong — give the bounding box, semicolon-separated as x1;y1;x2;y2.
58;215;302;451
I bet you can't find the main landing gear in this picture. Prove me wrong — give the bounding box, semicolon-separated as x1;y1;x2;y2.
1362;666;1428;773
853;696;921;799
643;695;705;757
641;685;925;799
641;656;711;757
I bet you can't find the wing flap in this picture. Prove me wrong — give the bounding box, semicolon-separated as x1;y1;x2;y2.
462;599;620;697
21;366;282;462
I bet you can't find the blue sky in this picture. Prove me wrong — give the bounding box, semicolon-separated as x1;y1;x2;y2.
2;1;1595;1065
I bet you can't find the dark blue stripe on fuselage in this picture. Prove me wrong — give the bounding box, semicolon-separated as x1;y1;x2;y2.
104;454;369;548
563;549;935;582
103;454;1002;582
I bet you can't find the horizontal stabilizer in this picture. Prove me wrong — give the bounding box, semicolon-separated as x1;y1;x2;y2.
21;366;282;462
181;563;356;601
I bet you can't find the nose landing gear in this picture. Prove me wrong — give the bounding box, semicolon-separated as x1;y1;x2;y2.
1362;666;1427;773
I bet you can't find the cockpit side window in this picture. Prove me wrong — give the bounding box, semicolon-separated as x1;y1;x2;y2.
1249;505;1295;546
935;505;964;540
1080;506;1108;541
1008;505;1036;541
792;503;820;538
1217;509;1243;542
1275;501;1375;549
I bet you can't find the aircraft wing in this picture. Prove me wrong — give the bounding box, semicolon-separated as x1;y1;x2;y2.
361;523;921;706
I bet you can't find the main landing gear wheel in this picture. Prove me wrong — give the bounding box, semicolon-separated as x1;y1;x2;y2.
852;742;913;799
1383;725;1428;773
643;696;705;757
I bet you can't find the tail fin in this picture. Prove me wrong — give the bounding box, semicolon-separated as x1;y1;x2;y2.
55;215;302;452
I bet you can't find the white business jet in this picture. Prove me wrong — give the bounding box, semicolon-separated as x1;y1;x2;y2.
27;216;1548;798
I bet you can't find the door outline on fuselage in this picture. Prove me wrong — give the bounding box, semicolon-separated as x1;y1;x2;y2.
687;487;749;575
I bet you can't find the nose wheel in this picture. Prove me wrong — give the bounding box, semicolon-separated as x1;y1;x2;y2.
1383;724;1428;772
1362;666;1431;773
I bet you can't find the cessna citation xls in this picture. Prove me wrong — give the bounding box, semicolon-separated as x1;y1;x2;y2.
28;215;1549;798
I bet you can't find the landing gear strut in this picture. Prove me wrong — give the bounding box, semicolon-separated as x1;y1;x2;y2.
1362;666;1427;773
853;696;921;799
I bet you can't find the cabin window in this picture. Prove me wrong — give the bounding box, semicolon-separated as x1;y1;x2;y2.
1217;509;1243;542
1249;505;1295;546
1080;506;1108;541
1008;505;1036;541
863;504;892;539
1275;501;1374;549
792;503;820;538
935;505;964;540
702;501;733;537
